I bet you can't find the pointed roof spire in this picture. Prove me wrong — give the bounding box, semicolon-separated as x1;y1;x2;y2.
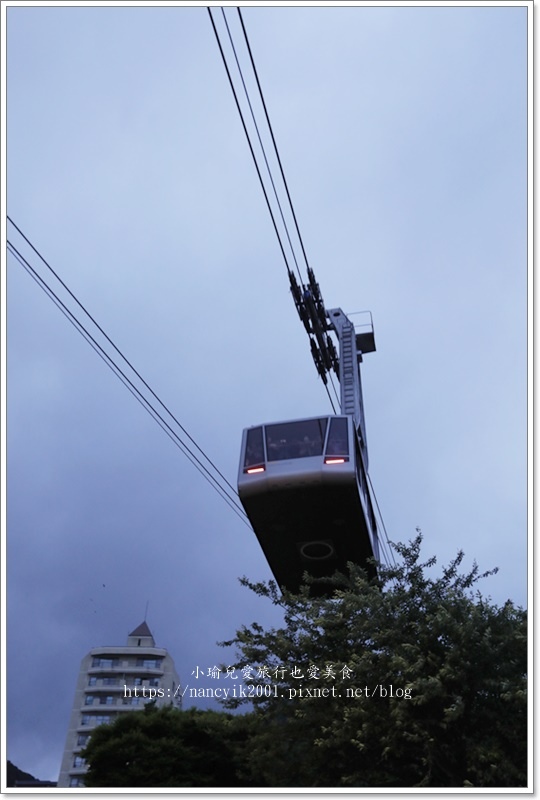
129;621;153;638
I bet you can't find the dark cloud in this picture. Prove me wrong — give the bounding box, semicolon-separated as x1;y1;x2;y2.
6;3;527;781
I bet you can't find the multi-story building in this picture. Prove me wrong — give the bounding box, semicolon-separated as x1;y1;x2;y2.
57;621;181;788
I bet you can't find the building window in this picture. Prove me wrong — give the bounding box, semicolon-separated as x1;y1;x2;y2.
149;678;159;687
133;677;143;686
70;777;84;787
77;734;90;747
81;715;91;726
73;756;86;768
85;696;95;705
102;677;119;686
88;677;97;686
136;658;162;669
99;696;114;705
122;696;140;706
93;715;111;726
92;658;118;668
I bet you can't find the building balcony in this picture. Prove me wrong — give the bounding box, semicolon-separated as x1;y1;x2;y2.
85;681;160;692
88;665;164;676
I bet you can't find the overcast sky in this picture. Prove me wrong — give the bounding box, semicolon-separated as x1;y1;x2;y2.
5;1;529;782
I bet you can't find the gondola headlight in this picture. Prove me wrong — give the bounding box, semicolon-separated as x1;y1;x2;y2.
245;466;265;474
324;457;348;465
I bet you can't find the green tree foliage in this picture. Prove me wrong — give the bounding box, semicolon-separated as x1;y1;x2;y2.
219;531;527;788
82;703;255;788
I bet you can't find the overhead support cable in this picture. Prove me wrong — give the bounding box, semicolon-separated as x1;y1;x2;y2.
220;8;304;285
8;216;238;502
208;8;339;410
237;7;313;279
207;7;294;280
367;472;396;568
7;226;251;529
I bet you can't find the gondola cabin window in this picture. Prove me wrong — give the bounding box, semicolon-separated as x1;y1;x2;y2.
265;418;328;461
325;417;349;456
244;426;265;469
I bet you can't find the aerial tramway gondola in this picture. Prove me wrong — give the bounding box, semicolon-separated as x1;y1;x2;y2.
238;268;381;596
238;413;379;595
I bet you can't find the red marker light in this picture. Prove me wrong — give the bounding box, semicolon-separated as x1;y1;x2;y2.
246;466;265;474
324;458;346;465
